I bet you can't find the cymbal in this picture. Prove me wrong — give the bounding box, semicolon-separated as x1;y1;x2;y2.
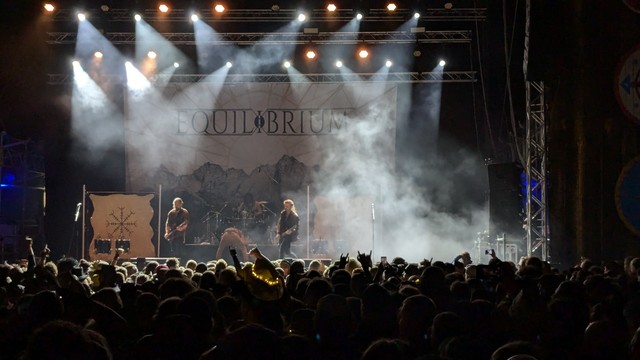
255;201;269;204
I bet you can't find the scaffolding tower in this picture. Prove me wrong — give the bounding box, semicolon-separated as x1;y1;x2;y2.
0;134;46;261
525;81;549;260
523;0;549;260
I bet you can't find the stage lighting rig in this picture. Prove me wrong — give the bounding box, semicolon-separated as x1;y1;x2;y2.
411;0;427;19
353;0;370;19
305;48;317;59
214;4;225;13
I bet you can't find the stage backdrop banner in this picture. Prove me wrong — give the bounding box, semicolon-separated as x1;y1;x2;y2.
124;81;397;256
88;194;156;261
124;82;398;190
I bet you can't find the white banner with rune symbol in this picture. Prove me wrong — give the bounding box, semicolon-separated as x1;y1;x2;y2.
88;194;156;261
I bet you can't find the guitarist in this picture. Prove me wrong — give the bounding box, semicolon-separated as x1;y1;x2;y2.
164;197;190;256
275;199;299;259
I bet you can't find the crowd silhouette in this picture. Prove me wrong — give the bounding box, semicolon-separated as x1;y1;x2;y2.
1;241;640;360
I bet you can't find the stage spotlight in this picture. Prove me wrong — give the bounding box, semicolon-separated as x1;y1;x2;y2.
94;51;104;59
305;50;317;59
283;60;291;68
444;2;454;10
147;51;157;59
77;12;86;21
327;4;337;11
159;4;169;12
387;3;397;11
297;13;306;22
100;4;110;12
335;60;343;68
226;61;233;68
354;0;370;18
191;14;199;22
134;14;142;21
358;49;369;59
385;60;393;67
271;4;280;11
439;59;446;66
125;61;132;66
413;49;422;57
411;0;427;19
72;60;80;67
214;4;225;13
43;3;55;12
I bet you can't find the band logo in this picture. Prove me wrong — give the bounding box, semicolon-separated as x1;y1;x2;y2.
176;108;354;136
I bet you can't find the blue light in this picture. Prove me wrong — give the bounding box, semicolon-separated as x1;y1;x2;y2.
520;172;541;203
2;172;15;184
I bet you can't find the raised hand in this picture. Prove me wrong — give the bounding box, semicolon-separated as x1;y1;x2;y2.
420;258;432;267
339;253;349;269
229;246;237;258
41;244;50;257
357;250;372;269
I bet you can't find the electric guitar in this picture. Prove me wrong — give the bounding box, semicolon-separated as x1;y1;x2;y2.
165;222;188;242
277;224;298;244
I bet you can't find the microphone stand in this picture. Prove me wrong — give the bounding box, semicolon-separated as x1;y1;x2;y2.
67;202;82;258
201;210;221;243
371;203;375;258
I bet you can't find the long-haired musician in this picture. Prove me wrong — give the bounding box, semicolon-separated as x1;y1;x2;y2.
276;199;299;259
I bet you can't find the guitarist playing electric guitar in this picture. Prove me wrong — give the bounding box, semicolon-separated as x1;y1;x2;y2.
165;197;189;256
275;199;299;259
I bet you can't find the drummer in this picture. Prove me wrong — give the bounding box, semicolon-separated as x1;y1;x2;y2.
252;200;268;220
237;193;260;217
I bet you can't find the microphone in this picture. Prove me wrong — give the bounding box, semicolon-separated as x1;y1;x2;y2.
75;203;82;222
371;203;375;221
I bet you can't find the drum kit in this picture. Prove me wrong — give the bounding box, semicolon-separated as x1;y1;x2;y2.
201;200;277;244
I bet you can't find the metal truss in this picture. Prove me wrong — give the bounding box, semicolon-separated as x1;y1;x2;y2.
524;80;549;261
47;71;476;85
1;138;45;191
523;0;549;261
45;8;486;23
47;30;471;46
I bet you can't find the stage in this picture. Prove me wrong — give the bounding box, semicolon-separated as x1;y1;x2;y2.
182;243;309;263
